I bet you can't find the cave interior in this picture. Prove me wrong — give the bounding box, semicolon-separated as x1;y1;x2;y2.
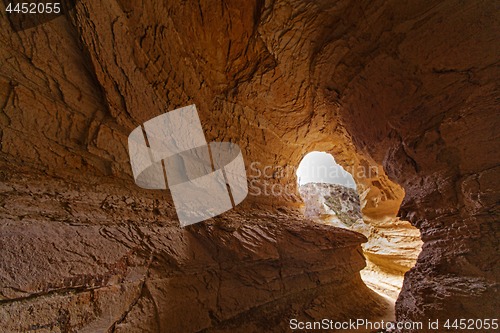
0;0;499;332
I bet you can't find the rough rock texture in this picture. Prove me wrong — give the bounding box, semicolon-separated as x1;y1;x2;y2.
329;1;500;328
352;217;422;301
0;0;499;331
299;183;362;226
299;182;422;300
0;163;394;332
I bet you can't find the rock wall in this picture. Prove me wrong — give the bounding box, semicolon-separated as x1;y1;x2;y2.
0;163;396;332
0;0;499;331
298;182;422;300
327;0;500;326
299;183;362;225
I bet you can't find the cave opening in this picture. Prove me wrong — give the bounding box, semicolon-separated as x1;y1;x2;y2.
295;150;422;312
295;151;359;234
296;151;360;227
296;151;356;189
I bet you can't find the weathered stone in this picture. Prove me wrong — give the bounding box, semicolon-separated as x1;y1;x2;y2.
1;0;499;331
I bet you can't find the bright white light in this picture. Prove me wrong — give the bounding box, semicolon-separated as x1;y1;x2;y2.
296;152;356;189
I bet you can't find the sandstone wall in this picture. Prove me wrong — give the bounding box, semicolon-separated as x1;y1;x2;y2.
1;0;499;330
0;164;396;332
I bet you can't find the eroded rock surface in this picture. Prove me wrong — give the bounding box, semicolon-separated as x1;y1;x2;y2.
299;183;362;226
0;0;499;331
299;182;422;300
0;163;388;332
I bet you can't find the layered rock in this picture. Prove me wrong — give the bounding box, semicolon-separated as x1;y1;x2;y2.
0;163;396;332
329;1;500;326
299;183;362;227
352;217;423;300
299;182;422;299
0;0;499;331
